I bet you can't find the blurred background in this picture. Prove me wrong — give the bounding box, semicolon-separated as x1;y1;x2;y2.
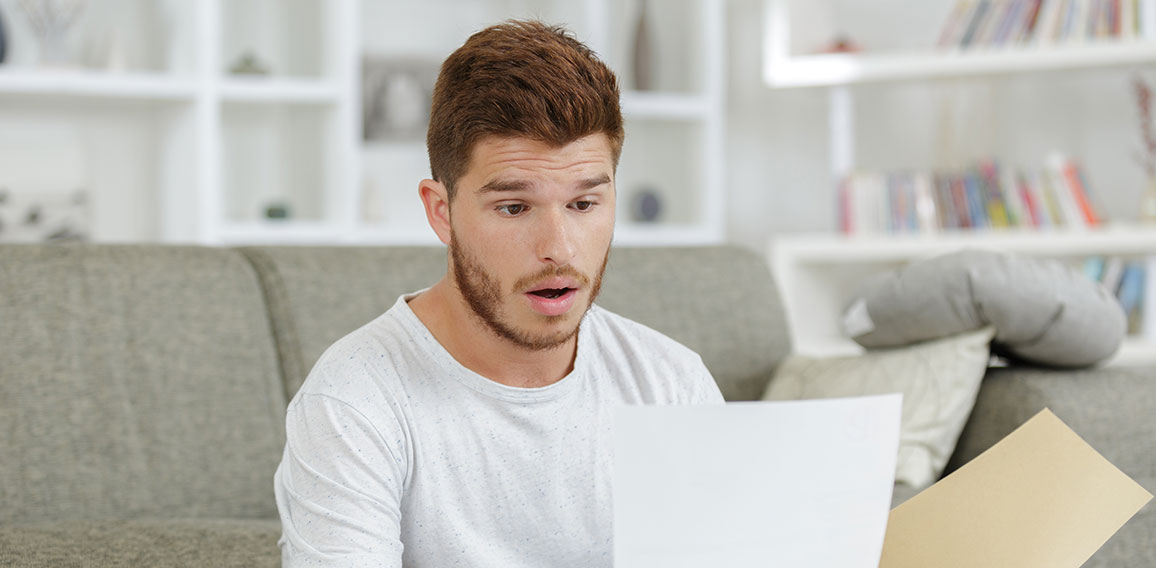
6;0;1156;362
0;0;1153;251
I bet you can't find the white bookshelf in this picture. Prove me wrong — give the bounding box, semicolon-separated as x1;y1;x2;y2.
0;0;724;246
759;1;1156;367
770;226;1156;367
0;0;358;244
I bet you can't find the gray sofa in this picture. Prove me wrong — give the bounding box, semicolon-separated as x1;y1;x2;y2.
1;243;1152;566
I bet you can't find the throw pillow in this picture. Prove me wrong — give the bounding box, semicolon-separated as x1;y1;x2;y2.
844;249;1124;368
763;326;994;490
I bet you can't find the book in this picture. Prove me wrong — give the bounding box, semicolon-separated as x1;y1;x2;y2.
1144;257;1156;341
1034;0;1066;42
939;1;979;47
1101;256;1126;295
963;0;994;46
978;160;1012;227
1020;0;1046;41
1117;263;1145;334
1016;173;1044;227
913;172;940;233
1082;256;1107;282
1047;154;1098;226
1000;166;1028;227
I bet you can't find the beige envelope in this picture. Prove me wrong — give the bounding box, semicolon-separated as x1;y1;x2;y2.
880;408;1152;567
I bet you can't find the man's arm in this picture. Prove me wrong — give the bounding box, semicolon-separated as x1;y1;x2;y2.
274;392;408;567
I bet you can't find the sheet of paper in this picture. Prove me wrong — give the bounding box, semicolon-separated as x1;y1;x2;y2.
614;394;902;568
880;408;1153;568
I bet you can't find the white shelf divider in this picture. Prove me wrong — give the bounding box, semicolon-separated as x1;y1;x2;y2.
219;77;342;104
0;69;198;101
620;92;711;119
765;40;1156;89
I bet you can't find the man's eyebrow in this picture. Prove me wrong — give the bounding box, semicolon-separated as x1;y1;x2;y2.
577;174;612;191
477;179;532;194
477;174;612;194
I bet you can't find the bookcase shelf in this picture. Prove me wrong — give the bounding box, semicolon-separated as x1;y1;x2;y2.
0;69;198;102
765;39;1156;88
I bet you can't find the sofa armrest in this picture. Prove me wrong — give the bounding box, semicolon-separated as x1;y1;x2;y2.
946;364;1156;567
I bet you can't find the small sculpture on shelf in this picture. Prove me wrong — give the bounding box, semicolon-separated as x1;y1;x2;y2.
0;4;8;65
16;0;87;67
362;56;438;142
630;0;656;91
1133;75;1156;224
264;201;291;221
229;50;271;75
630;186;663;223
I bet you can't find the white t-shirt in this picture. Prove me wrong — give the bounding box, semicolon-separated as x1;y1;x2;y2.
274;294;724;567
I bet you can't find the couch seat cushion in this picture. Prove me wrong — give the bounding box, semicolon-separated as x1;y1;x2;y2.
0;519;281;568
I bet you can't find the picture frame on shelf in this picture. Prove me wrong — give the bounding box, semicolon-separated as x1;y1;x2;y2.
361;56;439;143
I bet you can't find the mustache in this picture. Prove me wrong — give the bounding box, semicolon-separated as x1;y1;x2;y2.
512;264;591;292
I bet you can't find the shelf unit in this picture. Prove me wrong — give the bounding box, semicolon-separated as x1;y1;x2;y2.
761;0;1156;366
0;0;724;245
770;226;1156;367
0;0;358;244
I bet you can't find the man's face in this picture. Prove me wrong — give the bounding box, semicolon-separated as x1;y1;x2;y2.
448;134;616;351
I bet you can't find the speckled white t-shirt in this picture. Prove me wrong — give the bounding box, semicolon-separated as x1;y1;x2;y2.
274;293;724;567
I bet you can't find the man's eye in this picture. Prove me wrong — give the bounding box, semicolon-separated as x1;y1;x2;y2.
572;201;594;211
497;204;526;216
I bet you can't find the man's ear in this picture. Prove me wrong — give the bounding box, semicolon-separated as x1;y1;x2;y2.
419;179;452;246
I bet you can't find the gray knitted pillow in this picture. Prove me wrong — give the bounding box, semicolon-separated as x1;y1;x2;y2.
842;249;1126;368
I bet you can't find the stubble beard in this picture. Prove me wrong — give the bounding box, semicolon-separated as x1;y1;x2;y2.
450;230;609;352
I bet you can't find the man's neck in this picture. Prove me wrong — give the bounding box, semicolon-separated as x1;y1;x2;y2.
407;279;578;388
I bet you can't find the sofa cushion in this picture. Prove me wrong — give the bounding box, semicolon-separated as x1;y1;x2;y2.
0;519;281;567
598;246;791;401
0;245;286;523
845;250;1125;367
763;327;994;490
243;245;792;402
240;246;448;400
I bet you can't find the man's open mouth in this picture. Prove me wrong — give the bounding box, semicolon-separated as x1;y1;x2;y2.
529;288;574;300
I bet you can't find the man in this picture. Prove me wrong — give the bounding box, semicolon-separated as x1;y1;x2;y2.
274;20;724;567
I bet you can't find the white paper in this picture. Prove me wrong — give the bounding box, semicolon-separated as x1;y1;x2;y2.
613;394;902;568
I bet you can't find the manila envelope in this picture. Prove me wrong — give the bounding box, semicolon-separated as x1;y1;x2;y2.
880;408;1152;567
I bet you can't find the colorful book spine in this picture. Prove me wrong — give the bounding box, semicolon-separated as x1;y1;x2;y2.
1117;263;1146;334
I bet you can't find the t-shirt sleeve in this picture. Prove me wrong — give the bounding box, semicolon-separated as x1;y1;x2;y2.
275;392;408;567
692;357;726;404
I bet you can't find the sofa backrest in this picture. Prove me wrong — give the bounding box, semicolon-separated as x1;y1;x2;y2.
243;244;791;402
0;245;287;523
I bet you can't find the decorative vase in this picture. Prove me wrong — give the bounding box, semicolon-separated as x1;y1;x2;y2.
0;5;8;64
18;0;86;67
1141;176;1156;224
630;0;655;91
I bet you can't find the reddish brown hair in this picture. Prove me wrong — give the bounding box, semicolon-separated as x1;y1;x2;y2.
427;20;624;198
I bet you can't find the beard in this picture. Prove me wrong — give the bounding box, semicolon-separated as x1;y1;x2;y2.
450;229;609;352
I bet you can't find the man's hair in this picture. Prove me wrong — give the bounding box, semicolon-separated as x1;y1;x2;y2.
427;20;624;199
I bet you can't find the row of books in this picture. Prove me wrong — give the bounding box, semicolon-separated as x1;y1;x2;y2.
937;0;1156;49
836;156;1103;234
1083;255;1155;335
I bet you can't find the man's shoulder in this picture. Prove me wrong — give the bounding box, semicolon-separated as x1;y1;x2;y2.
583;305;723;403
584;304;701;363
293;299;420;405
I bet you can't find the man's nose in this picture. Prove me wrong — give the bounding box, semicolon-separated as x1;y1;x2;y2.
535;207;577;266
